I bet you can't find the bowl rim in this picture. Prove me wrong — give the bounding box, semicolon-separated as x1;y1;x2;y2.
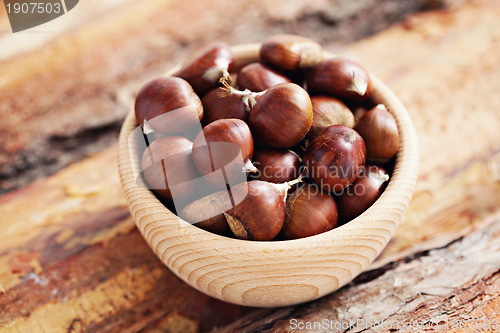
118;43;419;249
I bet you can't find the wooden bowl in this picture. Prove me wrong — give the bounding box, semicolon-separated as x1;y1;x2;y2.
117;44;419;307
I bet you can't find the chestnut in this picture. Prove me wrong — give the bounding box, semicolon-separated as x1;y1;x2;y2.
179;189;233;236
236;62;291;92
352;104;370;124
174;42;235;96
135;76;203;134
307;96;355;140
307;58;372;102
354;104;399;162
260;34;323;70
250;147;301;184
192;119;256;187
225;179;300;241
336;165;389;224
303;125;366;192
201;88;249;126
249;83;313;148
283;184;338;239
141;136;200;203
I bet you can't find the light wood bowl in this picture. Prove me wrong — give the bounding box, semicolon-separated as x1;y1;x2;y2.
117;43;419;307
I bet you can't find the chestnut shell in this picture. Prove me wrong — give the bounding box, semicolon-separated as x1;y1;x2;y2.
307;58;372;102
283;184;338;240
307;96;355;140
174;42;235;96
135;77;203;134
179;189;233;236
303;125;366;192
201;88;249;126
236;62;291;92
354;104;399;162
249;83;313;148
141;136;200;202
192;119;254;187
336;165;389;224
251;147;301;184
260;34;323;70
225;180;286;241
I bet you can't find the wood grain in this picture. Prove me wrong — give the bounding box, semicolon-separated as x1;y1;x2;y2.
1;0;499;330
212;211;500;332
0;149;254;332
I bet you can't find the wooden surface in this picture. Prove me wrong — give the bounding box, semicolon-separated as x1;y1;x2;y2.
117;45;419;307
0;0;433;194
1;0;500;331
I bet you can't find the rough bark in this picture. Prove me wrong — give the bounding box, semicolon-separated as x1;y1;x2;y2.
211;212;500;332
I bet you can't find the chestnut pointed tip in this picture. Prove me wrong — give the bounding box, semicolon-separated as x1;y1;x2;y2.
375;172;390;184
243;160;258;173
271;174;304;203
272;182;290;203
203;57;232;83
343;130;356;143
349;73;368;96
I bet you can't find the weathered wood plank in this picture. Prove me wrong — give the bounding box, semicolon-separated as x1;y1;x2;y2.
0;149;253;332
1;149;497;331
0;0;499;331
212;212;500;333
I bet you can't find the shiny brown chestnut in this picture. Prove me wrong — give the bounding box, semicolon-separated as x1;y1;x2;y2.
201;88;249;126
260;34;323;70
307;96;355;140
336;165;389;224
249;83;313;148
303;125;366;192
141;136;200;203
174;42;235;96
236;62;292;92
250;147;301;183
307;58;372;102
354;104;399;162
225;179;301;241
192;119;256;187
283;184;338;240
135;76;203;134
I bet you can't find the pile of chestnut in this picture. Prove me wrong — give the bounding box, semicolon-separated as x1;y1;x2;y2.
135;34;399;241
